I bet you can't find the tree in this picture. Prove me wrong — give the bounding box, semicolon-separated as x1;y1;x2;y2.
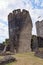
1;39;9;54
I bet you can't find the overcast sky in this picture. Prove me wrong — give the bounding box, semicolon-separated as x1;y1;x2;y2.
0;0;43;43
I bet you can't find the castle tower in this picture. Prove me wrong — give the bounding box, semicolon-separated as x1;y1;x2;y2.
8;9;32;53
36;20;43;37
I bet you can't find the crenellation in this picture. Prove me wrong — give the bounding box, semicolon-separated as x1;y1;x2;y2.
8;13;13;22
13;9;21;15
22;9;29;14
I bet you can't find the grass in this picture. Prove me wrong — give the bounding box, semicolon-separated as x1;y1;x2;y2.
5;52;43;65
39;48;43;51
0;56;4;59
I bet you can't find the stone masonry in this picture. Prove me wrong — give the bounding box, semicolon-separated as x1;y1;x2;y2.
8;9;32;53
36;20;43;38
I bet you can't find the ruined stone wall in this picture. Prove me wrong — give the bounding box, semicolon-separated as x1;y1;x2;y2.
36;20;43;38
8;9;32;53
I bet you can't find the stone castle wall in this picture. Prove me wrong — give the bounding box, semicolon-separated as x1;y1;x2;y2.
36;20;43;38
8;9;32;53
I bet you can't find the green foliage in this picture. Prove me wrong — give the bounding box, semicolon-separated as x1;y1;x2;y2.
3;39;9;45
32;35;37;40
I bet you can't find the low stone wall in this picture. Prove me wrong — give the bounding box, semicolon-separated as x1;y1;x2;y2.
35;50;43;58
0;55;16;65
31;35;43;51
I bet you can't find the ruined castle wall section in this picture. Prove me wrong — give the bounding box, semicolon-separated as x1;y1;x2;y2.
18;10;32;52
8;9;32;53
8;13;15;52
36;21;39;36
36;20;43;38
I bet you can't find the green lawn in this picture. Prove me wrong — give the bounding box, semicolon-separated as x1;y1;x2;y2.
5;52;43;65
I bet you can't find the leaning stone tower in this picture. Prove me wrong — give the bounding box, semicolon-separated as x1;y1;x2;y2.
8;9;32;53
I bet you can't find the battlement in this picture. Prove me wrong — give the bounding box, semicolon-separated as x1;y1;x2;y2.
8;13;13;22
13;9;21;14
8;9;30;22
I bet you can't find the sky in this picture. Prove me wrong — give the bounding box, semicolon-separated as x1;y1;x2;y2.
0;0;43;43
